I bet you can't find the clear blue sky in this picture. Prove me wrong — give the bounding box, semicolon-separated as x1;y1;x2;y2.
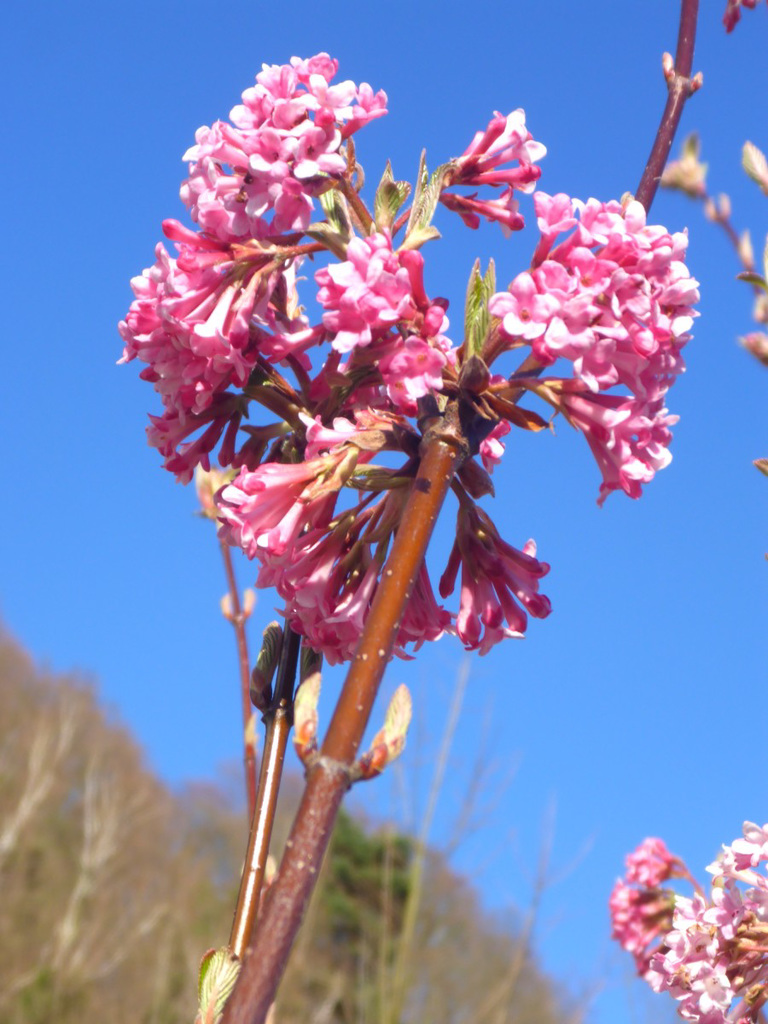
1;3;766;1022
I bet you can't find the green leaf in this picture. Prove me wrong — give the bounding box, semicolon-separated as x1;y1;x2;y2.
463;258;496;360
404;152;451;246
320;187;353;238
397;224;441;251
373;161;412;232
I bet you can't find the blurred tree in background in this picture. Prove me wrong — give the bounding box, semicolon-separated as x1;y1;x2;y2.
0;629;565;1024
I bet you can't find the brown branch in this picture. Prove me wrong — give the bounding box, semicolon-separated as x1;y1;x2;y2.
222;405;469;1024
220;540;257;821
635;0;701;213
229;625;301;960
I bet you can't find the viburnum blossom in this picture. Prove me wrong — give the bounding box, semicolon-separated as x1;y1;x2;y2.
315;234;456;413
489;191;699;504
613;824;768;1024
121;53;698;662
181;54;387;242
439;504;551;654
610;838;681;978
441;110;546;233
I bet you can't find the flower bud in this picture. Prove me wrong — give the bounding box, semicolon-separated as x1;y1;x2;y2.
220;594;235;623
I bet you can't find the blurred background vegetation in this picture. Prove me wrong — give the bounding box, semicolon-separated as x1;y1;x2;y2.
0;627;568;1024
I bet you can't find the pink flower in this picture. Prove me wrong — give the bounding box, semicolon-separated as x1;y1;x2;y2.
440;188;525;234
552;385;678;506
439;504;551;654
452;110;545;191
181;54;387;243
316;232;417;353
119;223;271;416
626;838;677;888
255;488;450;664
217;459;342;560
118;218;300;479
378;336;448;410
315;237;456;411
441;110;545;232
614;825;768;1024
609;878;675;977
488;272;561;341
491;193;698;503
478;420;511;472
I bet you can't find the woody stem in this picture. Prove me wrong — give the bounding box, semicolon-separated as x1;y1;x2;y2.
222;404;468;1024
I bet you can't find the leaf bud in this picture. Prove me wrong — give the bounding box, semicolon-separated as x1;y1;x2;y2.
197;947;241;1024
293;671;321;762
250;622;283;712
354;684;412;781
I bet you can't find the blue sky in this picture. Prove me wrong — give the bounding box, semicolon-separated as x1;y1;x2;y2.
2;2;766;1022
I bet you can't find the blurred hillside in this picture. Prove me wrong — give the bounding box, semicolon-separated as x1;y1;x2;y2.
0;629;565;1024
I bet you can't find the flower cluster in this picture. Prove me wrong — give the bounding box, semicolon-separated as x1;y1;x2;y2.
612;824;768;1024
440;109;546;233
121;54;697;663
315;232;455;413
610;838;678;976
181;54;387;242
489;192;699;504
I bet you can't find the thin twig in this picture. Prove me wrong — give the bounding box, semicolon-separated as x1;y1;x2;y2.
220;540;257;821
229;626;301;960
635;0;700;212
222;406;468;1024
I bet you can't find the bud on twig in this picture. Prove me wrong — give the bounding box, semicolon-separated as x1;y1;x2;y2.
250;622;283;713
197;947;241;1024
661;134;707;199
741;332;768;367
293;671;321;764
220;590;257;624
743;141;768;196
352;684;412;781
